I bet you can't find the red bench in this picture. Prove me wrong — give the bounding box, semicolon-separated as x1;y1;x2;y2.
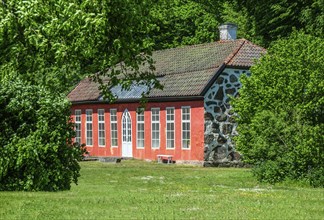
157;155;173;164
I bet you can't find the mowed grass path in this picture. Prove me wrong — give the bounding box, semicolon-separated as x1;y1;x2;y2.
1;160;323;219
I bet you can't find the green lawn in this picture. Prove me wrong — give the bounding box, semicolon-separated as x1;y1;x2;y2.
1;160;323;219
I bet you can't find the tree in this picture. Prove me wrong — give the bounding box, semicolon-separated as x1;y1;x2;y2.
234;0;324;46
149;0;219;50
0;0;160;191
0;80;86;191
233;32;324;187
300;0;324;37
220;1;259;43
149;0;259;50
0;0;159;96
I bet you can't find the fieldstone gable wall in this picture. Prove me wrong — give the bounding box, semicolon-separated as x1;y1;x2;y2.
204;68;250;167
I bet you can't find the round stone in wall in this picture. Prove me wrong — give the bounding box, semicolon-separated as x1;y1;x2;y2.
229;115;236;123
230;74;238;83
233;152;241;161
225;88;236;95
222;124;233;135
204;112;214;121
216;114;227;122
216;146;227;160
216;77;224;84
214;106;222;114
212;122;220;133
204;134;214;144
217;135;227;144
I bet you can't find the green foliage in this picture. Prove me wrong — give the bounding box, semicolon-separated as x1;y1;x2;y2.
0;80;86;191
300;0;324;37
149;0;260;49
220;1;258;42
0;0;160;190
308;167;324;188
149;0;219;50
233;32;324;187
0;0;159;95
234;0;324;46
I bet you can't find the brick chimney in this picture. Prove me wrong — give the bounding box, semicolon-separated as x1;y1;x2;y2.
218;23;237;40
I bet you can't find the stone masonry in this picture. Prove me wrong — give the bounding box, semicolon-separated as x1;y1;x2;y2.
204;68;250;166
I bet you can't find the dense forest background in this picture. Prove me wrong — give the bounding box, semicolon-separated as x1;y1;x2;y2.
1;0;323;93
150;0;323;49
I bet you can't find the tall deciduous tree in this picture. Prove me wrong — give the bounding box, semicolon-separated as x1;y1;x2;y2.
0;0;159;95
234;0;324;46
233;32;324;187
0;0;160;191
149;0;219;50
0;80;86;191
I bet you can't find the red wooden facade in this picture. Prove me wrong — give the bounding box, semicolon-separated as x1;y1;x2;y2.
71;100;205;162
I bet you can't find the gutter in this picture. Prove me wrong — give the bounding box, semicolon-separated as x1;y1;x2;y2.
70;95;204;105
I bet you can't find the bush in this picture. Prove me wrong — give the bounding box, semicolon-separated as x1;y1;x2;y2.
233;32;324;187
308;167;324;188
252;161;286;184
0;80;86;191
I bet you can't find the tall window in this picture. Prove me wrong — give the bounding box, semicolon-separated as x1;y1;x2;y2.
151;108;160;149
86;109;93;146
166;107;175;149
110;109;118;147
122;110;132;143
137;108;145;148
98;109;105;146
75;110;81;144
182;107;190;149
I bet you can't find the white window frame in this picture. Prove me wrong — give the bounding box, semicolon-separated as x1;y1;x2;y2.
122;109;132;143
136;108;145;149
181;106;191;149
166;107;175;149
85;109;93;146
98;109;105;147
151;108;160;149
110;109;118;147
75;109;81;144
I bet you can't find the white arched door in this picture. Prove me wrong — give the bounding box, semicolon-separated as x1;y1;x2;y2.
122;109;133;157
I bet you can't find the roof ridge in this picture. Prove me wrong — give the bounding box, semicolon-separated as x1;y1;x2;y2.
223;39;246;65
152;39;247;54
239;38;267;52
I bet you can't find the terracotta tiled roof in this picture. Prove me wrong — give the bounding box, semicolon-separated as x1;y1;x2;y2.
151;40;240;75
226;39;266;67
68;39;265;102
68;78;100;102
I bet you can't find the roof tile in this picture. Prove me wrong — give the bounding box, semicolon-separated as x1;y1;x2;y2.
68;39;265;102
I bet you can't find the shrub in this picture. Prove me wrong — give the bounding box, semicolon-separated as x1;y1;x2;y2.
0;80;86;191
233;32;324;187
308;167;324;188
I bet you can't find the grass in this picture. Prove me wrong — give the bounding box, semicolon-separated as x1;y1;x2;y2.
1;160;323;219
